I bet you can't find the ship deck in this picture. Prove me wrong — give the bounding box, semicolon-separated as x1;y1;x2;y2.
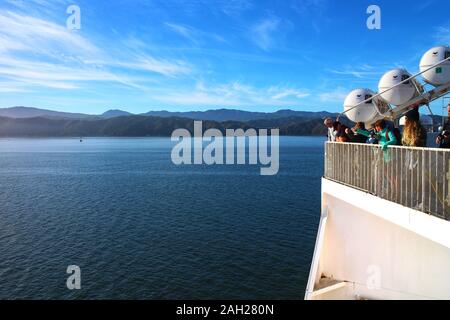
305;143;450;300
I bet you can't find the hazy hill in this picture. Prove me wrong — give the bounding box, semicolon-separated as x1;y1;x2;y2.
0;107;336;122
0;106;348;137
0;115;331;137
102;109;133;118
0;107;94;119
143;109;336;122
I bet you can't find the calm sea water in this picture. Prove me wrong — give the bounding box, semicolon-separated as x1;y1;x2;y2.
0;137;324;300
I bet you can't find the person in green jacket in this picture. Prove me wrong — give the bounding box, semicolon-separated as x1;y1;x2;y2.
357;119;398;151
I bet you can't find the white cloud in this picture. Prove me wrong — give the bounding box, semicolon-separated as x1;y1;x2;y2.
435;26;450;44
0;81;30;92
5;0;67;6
414;0;436;12
0;55;141;90
319;87;348;102
327;68;379;79
270;87;310;100
165;22;226;45
0;10;192;92
218;0;253;16
91;56;191;78
153;81;310;107
165;23;197;43
251;18;280;51
290;0;329;33
140;0;252;17
0;11;98;55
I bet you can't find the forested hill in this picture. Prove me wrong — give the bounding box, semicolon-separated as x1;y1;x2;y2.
0;115;336;137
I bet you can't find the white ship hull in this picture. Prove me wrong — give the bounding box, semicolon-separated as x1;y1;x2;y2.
305;178;450;300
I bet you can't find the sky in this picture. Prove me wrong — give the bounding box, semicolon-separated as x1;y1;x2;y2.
0;0;449;115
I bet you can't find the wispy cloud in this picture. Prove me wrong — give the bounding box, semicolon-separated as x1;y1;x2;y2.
328;69;380;79
165;22;226;45
290;0;329;33
250;17;281;51
0;11;98;55
290;0;328;14
153;81;310;107
327;62;395;81
217;0;253;16
435;26;450;44
141;0;253;17
319;87;348;103
0;80;31;93
269;87;310;100
413;0;436;12
0;56;119;89
5;0;67;6
165;23;196;42
4;0;71;18
0;10;192;92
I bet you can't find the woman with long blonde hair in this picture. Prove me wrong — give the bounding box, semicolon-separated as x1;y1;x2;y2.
402;108;427;147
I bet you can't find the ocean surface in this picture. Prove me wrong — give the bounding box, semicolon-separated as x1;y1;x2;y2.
0;137;324;300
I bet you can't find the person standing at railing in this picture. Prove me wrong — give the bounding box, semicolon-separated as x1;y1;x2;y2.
357;120;398;151
324;118;337;142
402;108;427;147
345;122;370;144
436;130;450;148
336;124;351;143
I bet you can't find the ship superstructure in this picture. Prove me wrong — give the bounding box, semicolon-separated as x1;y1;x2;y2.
305;143;450;300
306;46;450;300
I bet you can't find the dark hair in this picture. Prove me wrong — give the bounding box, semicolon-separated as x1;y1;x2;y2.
333;121;341;131
336;130;349;142
405;108;420;122
336;125;348;138
374;120;386;129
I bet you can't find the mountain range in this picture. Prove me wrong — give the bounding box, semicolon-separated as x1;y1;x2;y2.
0;106;442;137
142;109;336;122
0;115;331;137
0;107;338;137
0;106;335;122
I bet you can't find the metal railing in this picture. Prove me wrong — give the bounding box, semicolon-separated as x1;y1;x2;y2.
324;142;450;221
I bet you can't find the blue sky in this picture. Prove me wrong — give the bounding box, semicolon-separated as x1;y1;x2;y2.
0;0;449;115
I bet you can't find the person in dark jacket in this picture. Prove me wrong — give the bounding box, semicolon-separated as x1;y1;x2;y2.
346;122;369;144
436;130;450;149
336;124;351;142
